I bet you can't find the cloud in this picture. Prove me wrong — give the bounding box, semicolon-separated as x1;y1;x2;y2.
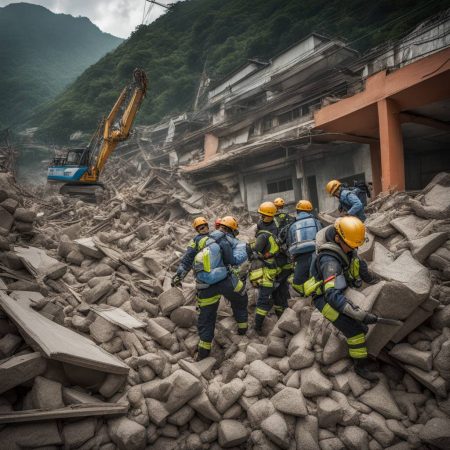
0;0;177;38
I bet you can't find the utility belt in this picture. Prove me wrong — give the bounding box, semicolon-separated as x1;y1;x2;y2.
303;273;349;297
249;257;280;287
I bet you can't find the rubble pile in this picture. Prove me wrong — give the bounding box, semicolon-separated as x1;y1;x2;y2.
0;167;449;449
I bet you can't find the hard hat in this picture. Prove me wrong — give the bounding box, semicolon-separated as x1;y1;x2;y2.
335;216;365;249
273;197;285;208
296;200;313;211
220;216;238;231
326;180;341;195
192;217;208;230
258;201;277;217
215;218;221;229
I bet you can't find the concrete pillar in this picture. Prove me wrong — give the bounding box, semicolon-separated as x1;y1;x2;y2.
369;142;382;196
377;98;405;191
204;134;219;160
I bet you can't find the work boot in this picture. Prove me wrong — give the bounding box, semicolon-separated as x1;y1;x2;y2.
354;358;379;381
196;347;210;361
254;314;265;335
238;327;247;336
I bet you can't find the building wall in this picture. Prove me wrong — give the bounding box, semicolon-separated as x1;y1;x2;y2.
303;144;372;212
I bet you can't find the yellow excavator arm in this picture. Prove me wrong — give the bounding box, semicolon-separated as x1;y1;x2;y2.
80;68;148;183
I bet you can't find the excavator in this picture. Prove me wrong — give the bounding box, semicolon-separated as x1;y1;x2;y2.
47;68;148;198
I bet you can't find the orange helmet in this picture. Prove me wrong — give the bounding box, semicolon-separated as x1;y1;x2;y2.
326;180;341;196
335;216;365;248
258;201;277;217
296;200;313;211
273;197;285;208
192;217;208;230
220;216;238;231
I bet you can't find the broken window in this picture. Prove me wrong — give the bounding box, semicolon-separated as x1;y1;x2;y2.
267;177;293;194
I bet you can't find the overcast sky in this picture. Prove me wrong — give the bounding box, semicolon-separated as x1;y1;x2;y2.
0;0;178;38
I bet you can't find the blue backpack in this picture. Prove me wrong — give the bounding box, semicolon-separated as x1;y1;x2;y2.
288;215;321;256
193;234;228;285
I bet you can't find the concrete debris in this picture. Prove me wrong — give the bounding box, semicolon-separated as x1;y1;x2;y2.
0;166;449;448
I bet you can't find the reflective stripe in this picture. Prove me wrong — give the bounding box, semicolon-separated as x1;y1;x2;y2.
198;340;212;350
188;239;196;249
234;279;244;293
237;322;248;329
274;306;284;311
197;294;221;307
304;277;323;297
203;249;211;273
324;280;335;291
256;307;269;316
198;236;209;250
322;303;339;322
281;262;293;270
256;230;280;255
349;347;368;359
347;333;366;346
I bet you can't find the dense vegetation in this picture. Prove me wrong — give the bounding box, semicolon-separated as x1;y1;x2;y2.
0;3;121;130
30;0;450;142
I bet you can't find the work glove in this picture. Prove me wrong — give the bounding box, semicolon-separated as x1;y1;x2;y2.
362;313;379;324
171;271;186;287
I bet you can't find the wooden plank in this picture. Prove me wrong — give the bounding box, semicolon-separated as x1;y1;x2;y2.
13;246;66;280
0;291;129;375
0;403;128;424
90;304;146;330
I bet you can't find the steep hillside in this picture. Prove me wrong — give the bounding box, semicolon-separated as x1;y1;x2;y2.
0;2;122;130
31;0;450;142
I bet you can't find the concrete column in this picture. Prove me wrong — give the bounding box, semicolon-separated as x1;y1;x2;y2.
204;134;219;160
369;142;382;196
377;98;405;191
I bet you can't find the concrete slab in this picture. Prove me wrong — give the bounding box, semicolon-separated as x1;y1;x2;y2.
90;304;145;330
14;246;66;280
0;291;129;374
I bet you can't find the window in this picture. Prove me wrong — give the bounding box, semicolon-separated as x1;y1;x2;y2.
267;177;293;194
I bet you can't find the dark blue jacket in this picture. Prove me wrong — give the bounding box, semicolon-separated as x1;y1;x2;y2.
339;189;366;222
177;233;209;275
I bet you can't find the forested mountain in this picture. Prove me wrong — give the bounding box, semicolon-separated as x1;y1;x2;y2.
31;0;450;142
0;2;122;130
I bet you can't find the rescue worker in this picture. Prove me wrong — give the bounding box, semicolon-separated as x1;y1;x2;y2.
248;201;287;332
215;218;221;230
172;217;210;286
273;197;294;230
286;200;322;295
326;180;366;222
304;216;379;380
173;216;248;360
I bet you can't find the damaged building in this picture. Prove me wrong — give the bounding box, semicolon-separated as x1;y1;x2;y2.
139;11;450;213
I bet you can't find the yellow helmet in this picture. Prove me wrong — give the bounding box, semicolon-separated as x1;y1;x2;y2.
220;216;238;231
335;216;365;249
326;180;341;195
258;201;277;217
296;200;313;211
192;216;208;230
273;197;285;208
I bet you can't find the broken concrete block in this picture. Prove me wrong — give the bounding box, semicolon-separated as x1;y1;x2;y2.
147;318;176;349
301;365;333;397
359;412;395;447
366;213;397;238
434;340;450;381
248;398;276;428
62;417;96;449
0;197;18;213
359;382;403;420
216;378;245;414
164;369;203;413
289;347;315;370
431;304;450;329
295;415;320;450
0;333;22;357
82;279;112;304
89;316;119;343
0;352;47;394
366;320;403;357
0;206;14;235
389;343;432;371
390;215;430;240
108;417;146;450
168;404;195;426
409;232;448;263
146;398;170;425
271;386;307;417
94;263;114;277
31;376;65;410
419;417;450;450
277;308;301;334
323;333;348;365
243;374;263;397
158;287;185;315
261;412;290;449
249;360;279;387
13;208;36;223
99;373;126;398
267;335;286;357
317;396;344;428
246;342;268;363
0;421;62;448
189;391;222;422
403;365;447;397
170;306;197;328
218;419;249;448
107;285;130;308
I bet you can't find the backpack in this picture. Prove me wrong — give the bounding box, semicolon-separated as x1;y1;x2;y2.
342;181;371;207
193;235;228;285
288;216;321;256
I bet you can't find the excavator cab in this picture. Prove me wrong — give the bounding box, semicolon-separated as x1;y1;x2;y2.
46;68;148;200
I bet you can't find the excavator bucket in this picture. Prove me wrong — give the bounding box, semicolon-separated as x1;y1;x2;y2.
59;182;105;202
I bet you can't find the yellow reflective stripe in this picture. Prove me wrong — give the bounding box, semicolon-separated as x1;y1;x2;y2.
322;303;339;322
347;333;366;346
324;280;335;291
274;306;284;311
268;235;280;254
188;239;196;249
198;340;211;350
304;277;323;296
197;295;221;307
198;236;209;250
234;279;244;292
292;283;304;294
282;263;293;270
256;308;268;316
203;249;211;272
349;347;368;358
237;322;248;329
